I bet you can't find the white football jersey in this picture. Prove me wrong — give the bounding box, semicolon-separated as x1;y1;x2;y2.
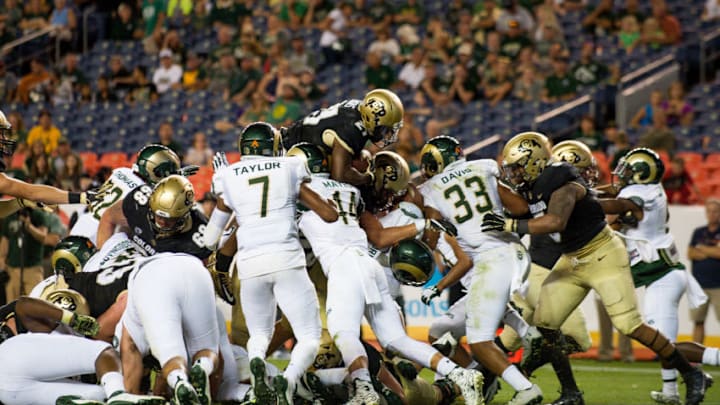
420;159;507;253
298;175;367;273
367;201;423;266
214;156;309;277
84;232;146;279
70;167;145;243
617;183;678;266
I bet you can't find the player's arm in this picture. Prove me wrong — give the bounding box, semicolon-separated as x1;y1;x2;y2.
331;142;372;186
97;199;129;249
15;296;97;336
498;181;529;216
434;233;473;292
95;291;127;343
422;206;443;249
299;182;339;222
599;197;644;222
0;172;89;205
203;197;233;250
359;210;419;249
120;324;144;394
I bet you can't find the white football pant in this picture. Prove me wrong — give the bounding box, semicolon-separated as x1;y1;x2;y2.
429;295;467;341
69;213;100;247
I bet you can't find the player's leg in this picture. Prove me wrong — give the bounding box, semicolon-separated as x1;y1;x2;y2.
428;296;474;368
215;307;252;403
643;269;687;403
689;293;709;344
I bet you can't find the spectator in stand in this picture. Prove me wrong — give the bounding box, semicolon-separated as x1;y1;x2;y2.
573;115;604;151
421;93;461;138
126;66;159;104
534;0;563;33
19;0;50;35
162;29;187;64
27;109;61;155
398;46;425;90
318;1;355;68
152;49;183;94
258;58;298;100
616;0;645;26
688;199;720;344
368;25;401;62
267;83;303;126
663;157;700;204
496;0;534;34
396;110;424;156
364;0;394;28
513;67;544;102
630;89;664;129
190;0;210;30
514;46;537;79
208;51;239;94
703;0;720;21
286;35;318;75
1;0;24;37
662;81;694;127
50;136;75;175
238;91;269;127
49;0;77;51
484;30;504;59
618;14;641;53
582;0;615;37
419;61;451;105
447;0;471;27
141;0;166;38
6;112;27;156
535;23;566;59
209;0;245;28
572;42;610;87
24;140;46;175
448;63;478;104
365;51;396;90
296;68;326;101
182;52;207;92
394;0;424;25
0;60;17;103
156;122;184;160
209;25;235;65
184;132;213;167
107;55;134;93
536;42;568;77
229;55;261;104
473;0;501;33
651;0;682;45
94;77;117;103
394;24;420;64
556;0;586;13
543;55;577;103
638;109;676;154
451;16;479;53
16;59;51;105
263;14;291;50
30;153;54;186
483;57;514;107
422;16;451;63
109;2;143;41
56;53;87;98
500;20;533;59
56;151;83;191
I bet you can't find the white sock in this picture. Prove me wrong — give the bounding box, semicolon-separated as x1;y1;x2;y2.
502;365;533;391
315;368;349;385
702;347;720;366
167;369;188;389
467;360;480;370
100;371;125;398
349;368;371;382
195;356;215;375
661;368;678;396
436;357;458;376
504;308;530;338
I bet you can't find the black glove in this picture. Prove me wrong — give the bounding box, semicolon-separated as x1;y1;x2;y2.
617;211;639;227
80;189;99;205
177;165;200;177
213;152;229;172
482;212;510;233
427;218;458;237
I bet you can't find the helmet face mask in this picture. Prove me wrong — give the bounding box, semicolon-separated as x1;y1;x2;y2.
134;144;181;185
51;236;97;280
148;175;194;238
611;148;664;188
359;89;404;147
420;135;463;179
240;122;281;157
501;132;551;192
286;142;329;174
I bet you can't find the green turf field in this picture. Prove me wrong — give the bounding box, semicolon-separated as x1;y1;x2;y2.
271;358;720;404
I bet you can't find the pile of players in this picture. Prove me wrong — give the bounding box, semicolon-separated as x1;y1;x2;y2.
0;86;716;405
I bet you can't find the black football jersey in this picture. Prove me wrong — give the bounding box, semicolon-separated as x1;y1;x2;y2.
69;272;129;318
524;163;606;253
282;99;369;157
529;234;563;269
122;185;212;260
0;300;25;343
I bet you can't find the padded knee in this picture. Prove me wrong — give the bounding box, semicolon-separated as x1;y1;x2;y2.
386;336;436;369
610;310;644;336
333;331;366;366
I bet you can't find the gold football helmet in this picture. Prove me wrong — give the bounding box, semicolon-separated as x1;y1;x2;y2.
359;89;404;146
44;288;90;316
0;110;16;156
313;330;343;369
502;131;552;191
149;174;195;238
369;151;410;212
551;140;600;187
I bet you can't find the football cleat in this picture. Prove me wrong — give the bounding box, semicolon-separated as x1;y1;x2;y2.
682;367;708;405
371;376;403;405
55;396;104;405
106;391;168;405
273;375;294;405
431;332;458;358
507;384;543;405
249;357;276;404
189;361;211;405
173;379;201;405
346;379;380;405
650;391;680;405
299;371;336;404
549;390;585;405
447;367;485;405
479;369;500;403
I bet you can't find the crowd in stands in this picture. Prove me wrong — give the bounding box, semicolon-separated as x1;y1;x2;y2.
0;0;716;205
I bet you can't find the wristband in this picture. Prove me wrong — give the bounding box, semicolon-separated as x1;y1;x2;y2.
60;309;74;325
68;192;81;204
516;219;529;235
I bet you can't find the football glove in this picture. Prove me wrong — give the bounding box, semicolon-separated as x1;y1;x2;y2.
69;313;100;337
617;211;639;227
79;189;99;205
427;218;458;237
213;151;229;172
482;212;514;233
421;286;441;305
177;165;200;177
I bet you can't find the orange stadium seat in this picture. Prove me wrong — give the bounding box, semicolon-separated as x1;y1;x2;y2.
79;151;99;175
98;152;129;169
225;152;241;163
677;152;703;165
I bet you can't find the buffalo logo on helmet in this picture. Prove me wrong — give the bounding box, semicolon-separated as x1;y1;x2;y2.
51;295;78;312
365;97;387;125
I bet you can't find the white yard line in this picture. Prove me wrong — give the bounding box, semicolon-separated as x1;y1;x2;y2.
570;364;720;376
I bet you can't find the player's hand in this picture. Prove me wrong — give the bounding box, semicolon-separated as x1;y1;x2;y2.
80;189;99;205
69;313;100;337
426;218;458;237
177;165;200;177
213;152;229;172
617;211;639;227
18;199;55;213
421;286;440;305
481;212;512;233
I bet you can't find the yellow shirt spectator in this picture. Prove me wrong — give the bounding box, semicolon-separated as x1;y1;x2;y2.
26;110;62;154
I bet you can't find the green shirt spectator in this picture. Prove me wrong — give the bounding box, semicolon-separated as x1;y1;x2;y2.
209;0;250;27
267;85;303;126
544;57;577;102
229;63;262;100
142;0;166;37
366;64;396;89
1;210;47;268
395;0;425;25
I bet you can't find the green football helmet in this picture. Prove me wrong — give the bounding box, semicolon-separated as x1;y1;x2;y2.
389;239;435;287
133;144;182;185
51;236;98;279
612;148;665;188
239;122;282;157
420;135;463;179
286;142;329;174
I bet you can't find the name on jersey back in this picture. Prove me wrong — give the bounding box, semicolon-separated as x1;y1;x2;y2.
440;167;472;184
233;161;281;175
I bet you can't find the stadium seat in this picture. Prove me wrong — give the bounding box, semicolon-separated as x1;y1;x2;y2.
225;152;241;163
677;152;703;165
98;152;129;169
78;151;99;175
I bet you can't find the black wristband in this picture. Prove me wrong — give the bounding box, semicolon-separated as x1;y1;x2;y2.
517;219;530;235
216;252;233;273
68;192;81;204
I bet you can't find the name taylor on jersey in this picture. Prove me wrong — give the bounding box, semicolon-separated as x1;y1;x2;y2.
232;161;281;175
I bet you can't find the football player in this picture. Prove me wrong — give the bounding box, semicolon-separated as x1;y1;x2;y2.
203;122;338;405
418;135;543;405
483;132;709;405
0;295;165;405
70;144;184;245
282;88;404;186
292;142;485;405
